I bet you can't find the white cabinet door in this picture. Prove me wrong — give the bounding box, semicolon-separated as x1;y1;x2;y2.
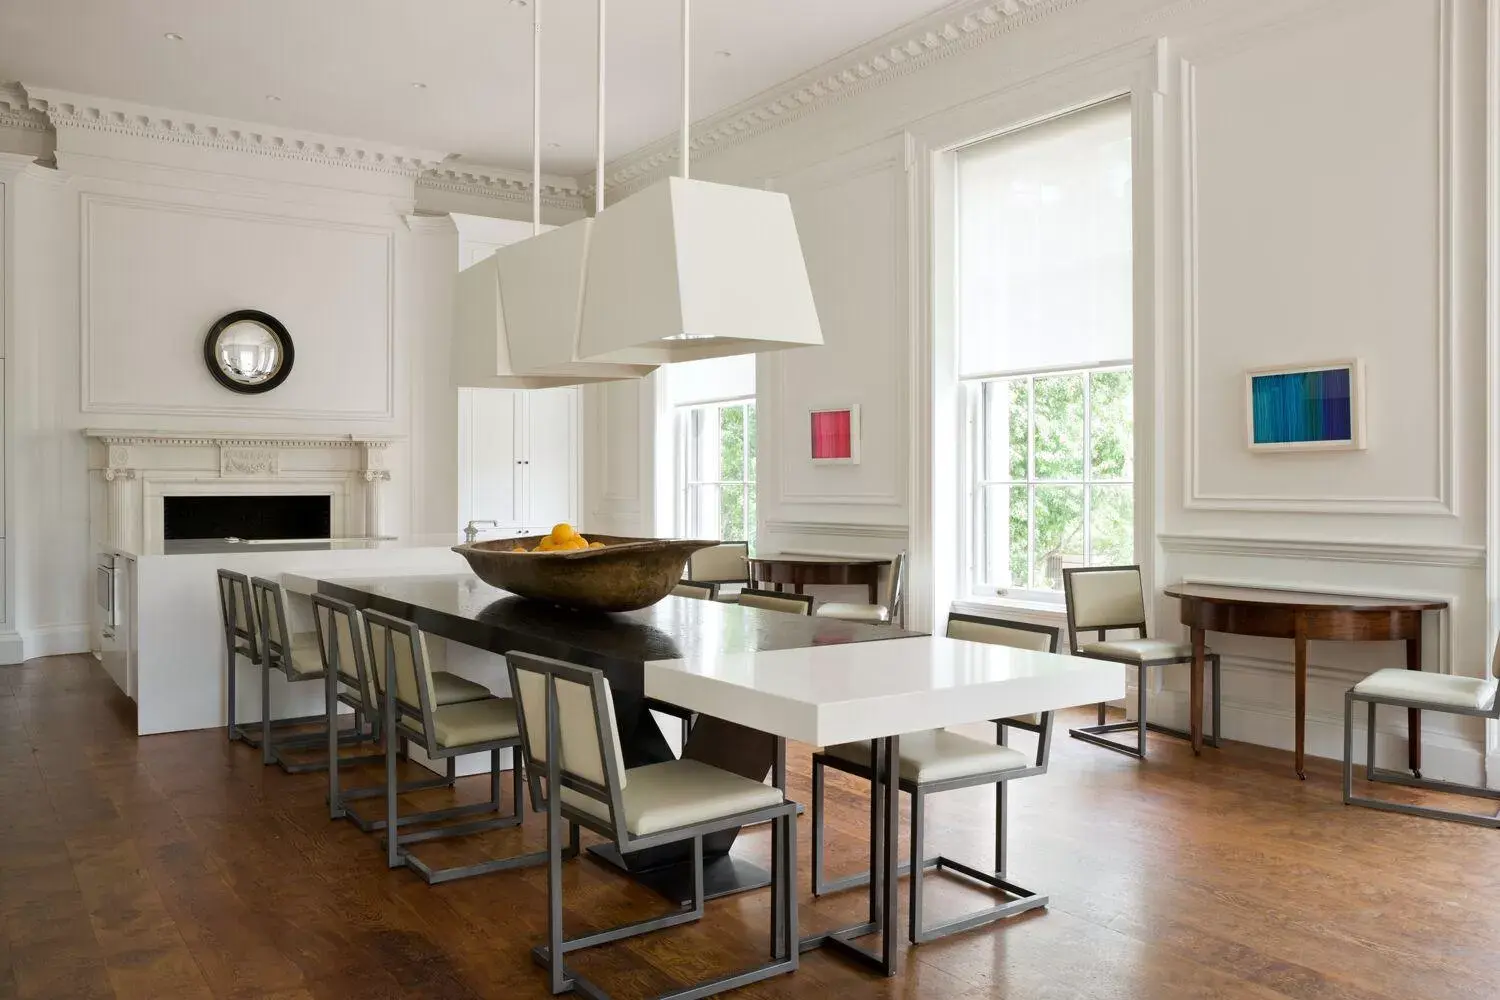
523;387;579;528
460;388;524;528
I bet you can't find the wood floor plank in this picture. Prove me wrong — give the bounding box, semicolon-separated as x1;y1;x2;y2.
4;654;1500;1000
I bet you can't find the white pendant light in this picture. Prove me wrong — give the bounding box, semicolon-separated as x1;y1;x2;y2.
576;0;823;365
452;0;653;388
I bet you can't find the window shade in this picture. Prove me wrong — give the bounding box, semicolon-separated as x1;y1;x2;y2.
956;97;1132;379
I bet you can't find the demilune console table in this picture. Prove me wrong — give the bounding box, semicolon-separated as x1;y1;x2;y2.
748;553;888;603
1163;583;1448;780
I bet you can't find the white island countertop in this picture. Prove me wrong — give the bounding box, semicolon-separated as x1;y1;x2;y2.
646;636;1126;747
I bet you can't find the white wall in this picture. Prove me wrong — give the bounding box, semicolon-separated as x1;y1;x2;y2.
584;0;1497;780
0;92;467;662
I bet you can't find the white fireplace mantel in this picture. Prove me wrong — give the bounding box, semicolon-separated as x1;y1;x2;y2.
84;429;403;554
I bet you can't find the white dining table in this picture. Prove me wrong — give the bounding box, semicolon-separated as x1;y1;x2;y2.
645;635;1126;976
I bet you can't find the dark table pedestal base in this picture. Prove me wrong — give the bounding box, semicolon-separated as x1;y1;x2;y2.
586;844;771;905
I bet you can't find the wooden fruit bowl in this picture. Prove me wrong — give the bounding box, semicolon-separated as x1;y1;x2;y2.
451;535;721;613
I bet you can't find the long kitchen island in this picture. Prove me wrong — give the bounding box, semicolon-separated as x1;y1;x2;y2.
303;572;917;902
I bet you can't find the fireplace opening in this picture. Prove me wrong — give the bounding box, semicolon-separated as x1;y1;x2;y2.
164;495;332;541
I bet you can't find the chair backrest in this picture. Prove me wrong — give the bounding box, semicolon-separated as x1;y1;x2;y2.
1492;637;1500;680
672;582;716;601
886;551;907;625
1062;565;1147;650
250;576;302;677
311;593;374;715
738;588;814;615
362;609;440;749
506;651;629;839
944;612;1060;731
945;612;1059;653
215;569;259;664
686;542;750;584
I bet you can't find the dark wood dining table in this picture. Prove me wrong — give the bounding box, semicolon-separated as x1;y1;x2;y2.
748;553;888;603
1163;583;1448;779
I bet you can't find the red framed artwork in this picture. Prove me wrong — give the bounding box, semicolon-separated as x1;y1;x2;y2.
809;405;860;465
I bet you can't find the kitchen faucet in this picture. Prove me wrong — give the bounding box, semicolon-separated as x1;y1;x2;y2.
463;519;499;544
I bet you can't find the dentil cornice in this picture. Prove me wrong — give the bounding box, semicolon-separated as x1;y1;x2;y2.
417;162;586;211
589;0;1081;198
0;82;48;134
25;86;446;178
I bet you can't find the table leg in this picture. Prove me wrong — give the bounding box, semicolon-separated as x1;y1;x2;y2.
794;584;804;596
801;733;901;977
1190;627;1205;757
1406;633;1422;777
1293;619;1308;781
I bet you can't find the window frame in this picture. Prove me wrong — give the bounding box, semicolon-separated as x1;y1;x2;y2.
674;397;756;544
962;362;1133;606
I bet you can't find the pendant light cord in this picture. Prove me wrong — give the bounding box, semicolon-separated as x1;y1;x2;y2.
596;0;606;213
680;0;689;180
532;0;542;235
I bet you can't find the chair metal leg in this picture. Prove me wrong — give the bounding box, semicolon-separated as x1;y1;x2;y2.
1366;700;1377;781
226;645;238;743
995;780;1008;877
810;757;824;896
1137;671;1148;755
1096;701;1106;726
327;668;342;819
261;657;274;765
1342;692;1354;805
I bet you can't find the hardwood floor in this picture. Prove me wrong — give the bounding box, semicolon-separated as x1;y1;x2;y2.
2;654;1498;1000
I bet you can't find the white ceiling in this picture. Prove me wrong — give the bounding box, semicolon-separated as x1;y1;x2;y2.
0;0;961;176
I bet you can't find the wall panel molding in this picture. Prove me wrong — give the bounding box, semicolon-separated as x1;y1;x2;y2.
763;519;908;539
1179;0;1458;515
79;192;397;420
1158;531;1485;568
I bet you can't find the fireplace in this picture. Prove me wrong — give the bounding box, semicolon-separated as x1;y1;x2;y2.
164;494;332;541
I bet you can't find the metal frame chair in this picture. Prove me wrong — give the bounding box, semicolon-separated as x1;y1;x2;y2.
737;588;815;615
1343;652;1500;828
684;541;750;603
810;613;1057;944
814;550;906;627
312;594;478;831
1062;565;1221;760
506;651;798;999
218;569;325;751
365;609;545;884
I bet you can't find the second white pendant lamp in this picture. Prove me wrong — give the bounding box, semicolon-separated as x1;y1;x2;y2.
453;0;653;388
576;0;823;366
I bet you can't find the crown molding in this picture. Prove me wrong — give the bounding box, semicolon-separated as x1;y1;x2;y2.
590;0;1081;197
417;162;586;210
0;82;48;134
25;86;446;178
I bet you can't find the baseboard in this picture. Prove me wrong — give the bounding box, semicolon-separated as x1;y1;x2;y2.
0;628;24;665
21;622;93;660
1487;751;1500;792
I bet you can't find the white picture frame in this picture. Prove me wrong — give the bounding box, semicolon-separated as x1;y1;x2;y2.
809;404;861;466
1245;359;1366;452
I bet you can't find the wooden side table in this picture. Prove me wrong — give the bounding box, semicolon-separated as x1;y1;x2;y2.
748;554;887;604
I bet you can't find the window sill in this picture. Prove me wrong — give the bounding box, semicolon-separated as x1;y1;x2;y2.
950;597;1067;622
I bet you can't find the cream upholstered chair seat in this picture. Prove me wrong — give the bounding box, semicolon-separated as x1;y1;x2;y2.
1077;638;1195;662
286;633;325;675
430;697;521;747
432;672;494;706
561;758;785;836
814;602;889;623
824;729;1030;784
672;582;716;600
1352;669;1498;711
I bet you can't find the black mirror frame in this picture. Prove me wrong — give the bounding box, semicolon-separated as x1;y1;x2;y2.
203;309;295;394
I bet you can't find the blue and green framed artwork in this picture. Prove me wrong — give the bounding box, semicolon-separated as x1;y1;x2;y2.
1246;360;1365;451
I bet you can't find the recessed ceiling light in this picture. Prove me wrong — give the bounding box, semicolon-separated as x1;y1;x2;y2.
410;81;427;89
508;0;527;6
163;32;184;41
546;141;561;149
715;49;732;59
265;94;282;102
